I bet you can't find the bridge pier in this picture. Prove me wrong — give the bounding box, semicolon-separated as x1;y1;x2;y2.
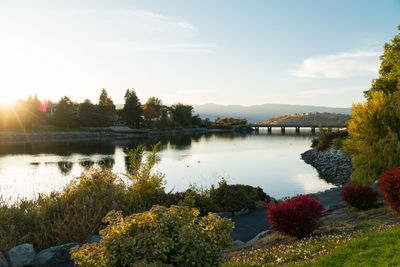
311;127;316;135
295;127;300;135
281;127;285;135
267;127;272;134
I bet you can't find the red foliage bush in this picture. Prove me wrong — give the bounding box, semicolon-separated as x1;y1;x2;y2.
379;165;400;213
341;182;377;210
316;131;339;151
266;194;324;238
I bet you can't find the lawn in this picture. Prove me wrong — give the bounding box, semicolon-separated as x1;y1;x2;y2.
296;224;400;266
224;223;400;267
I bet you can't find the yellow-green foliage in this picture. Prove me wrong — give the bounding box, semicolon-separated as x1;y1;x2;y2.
345;91;400;184
71;205;234;267
125;143;166;212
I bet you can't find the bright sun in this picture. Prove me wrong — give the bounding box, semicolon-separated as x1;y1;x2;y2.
0;94;18;105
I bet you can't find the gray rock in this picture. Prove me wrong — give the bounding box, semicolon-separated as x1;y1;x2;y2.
86;235;102;244
34;243;78;266
301;149;353;185
6;244;35;267
233;240;244;246
0;252;8;267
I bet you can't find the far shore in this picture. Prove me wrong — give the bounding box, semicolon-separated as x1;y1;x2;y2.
0;127;240;144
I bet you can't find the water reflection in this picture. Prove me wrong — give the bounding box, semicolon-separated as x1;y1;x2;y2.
57;161;74;175
0;132;335;202
98;157;115;170
79;160;95;169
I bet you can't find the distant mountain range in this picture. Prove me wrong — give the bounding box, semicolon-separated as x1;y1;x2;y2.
192;103;351;123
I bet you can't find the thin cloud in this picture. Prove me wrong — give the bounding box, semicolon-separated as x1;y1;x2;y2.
292;50;380;78
97;42;219;53
126;10;199;34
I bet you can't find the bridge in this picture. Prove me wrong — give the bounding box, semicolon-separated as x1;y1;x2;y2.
248;124;347;135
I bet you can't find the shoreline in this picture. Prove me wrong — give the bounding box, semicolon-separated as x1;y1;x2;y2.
301;148;353;185
0;128;240;144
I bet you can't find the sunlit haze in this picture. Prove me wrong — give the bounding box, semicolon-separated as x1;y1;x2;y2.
0;0;399;107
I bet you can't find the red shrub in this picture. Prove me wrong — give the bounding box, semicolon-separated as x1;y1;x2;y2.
341;182;377;210
379;165;400;213
266;194;324;238
316;131;339;151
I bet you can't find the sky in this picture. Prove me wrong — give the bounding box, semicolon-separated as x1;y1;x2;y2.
0;0;399;107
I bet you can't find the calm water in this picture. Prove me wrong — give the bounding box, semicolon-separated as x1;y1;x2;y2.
0;130;335;202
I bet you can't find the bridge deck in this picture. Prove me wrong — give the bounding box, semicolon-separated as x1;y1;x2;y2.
249;124;347;128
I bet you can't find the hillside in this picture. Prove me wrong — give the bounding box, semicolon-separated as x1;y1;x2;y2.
192;103;351;123
258;112;351;126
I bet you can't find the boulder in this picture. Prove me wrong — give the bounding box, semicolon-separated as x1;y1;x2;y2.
0;252;8;267
6;244;35;267
34;243;78;266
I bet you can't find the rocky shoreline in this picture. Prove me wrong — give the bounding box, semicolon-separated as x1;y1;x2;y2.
301;148;353;185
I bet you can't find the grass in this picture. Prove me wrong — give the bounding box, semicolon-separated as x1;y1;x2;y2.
296;224;400;266
223;231;361;267
223;206;400;267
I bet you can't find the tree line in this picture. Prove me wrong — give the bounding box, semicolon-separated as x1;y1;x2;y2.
0;89;207;130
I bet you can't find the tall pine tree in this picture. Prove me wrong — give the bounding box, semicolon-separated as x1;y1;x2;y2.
123;89;142;128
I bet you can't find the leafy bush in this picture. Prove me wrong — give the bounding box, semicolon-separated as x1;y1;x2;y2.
210;180;256;213
331;137;345;150
70;205;234;266
166;188;216;216
341;182;377;210
167;181;270;215
125;143;167;212
313;128;348;151
378;165;400;213
317;131;339;151
266;194;324;238
311;138;320;148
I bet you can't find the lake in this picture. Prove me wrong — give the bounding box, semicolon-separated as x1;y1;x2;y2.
0;130;335;203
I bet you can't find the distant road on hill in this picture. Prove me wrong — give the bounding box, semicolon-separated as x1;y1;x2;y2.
258;112;351;126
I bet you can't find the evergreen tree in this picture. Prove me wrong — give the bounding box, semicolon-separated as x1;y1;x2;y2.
97;89;116;127
123;89;142;128
79;99;96;126
54;96;76;128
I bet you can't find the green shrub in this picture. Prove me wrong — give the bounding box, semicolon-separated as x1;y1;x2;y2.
125;143;167;212
70;205;234;266
332;137;345;150
210;180;256;213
